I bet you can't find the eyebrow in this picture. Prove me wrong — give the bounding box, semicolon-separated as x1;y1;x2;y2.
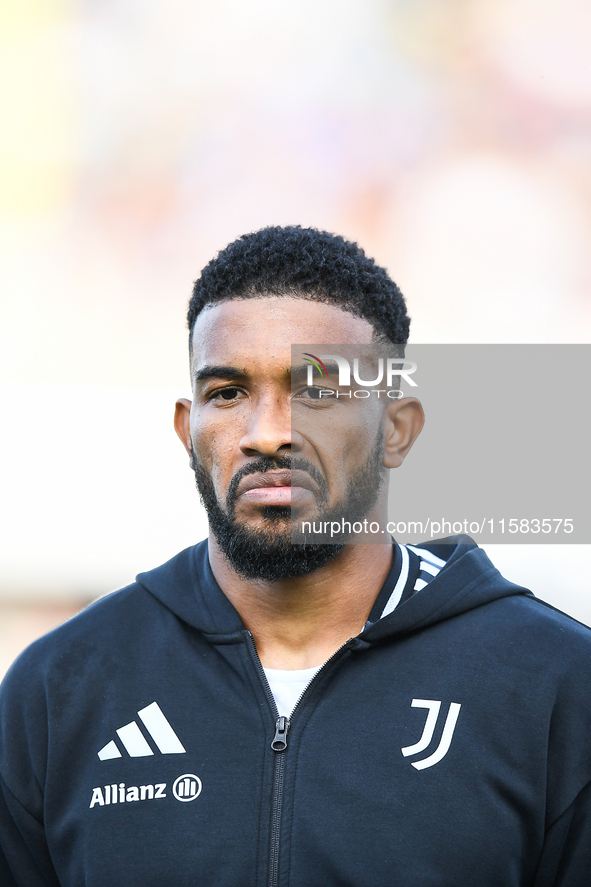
194;362;340;384
291;361;341;380
291;364;311;381
193;365;248;382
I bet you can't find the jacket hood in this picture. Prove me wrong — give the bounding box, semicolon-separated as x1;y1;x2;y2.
361;536;532;642
136;537;532;643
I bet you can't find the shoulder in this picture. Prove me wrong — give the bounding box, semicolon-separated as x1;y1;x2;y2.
481;592;591;687
0;582;160;702
501;592;591;645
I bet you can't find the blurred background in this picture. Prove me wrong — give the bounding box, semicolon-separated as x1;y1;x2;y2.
1;0;591;678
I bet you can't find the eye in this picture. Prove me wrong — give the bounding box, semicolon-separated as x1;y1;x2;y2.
211;386;245;402
296;386;336;401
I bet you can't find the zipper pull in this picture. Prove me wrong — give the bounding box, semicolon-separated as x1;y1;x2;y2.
271;716;290;751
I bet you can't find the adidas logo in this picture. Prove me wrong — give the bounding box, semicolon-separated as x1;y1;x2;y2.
97;702;186;760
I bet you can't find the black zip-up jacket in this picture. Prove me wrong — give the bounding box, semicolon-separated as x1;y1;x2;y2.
1;537;591;886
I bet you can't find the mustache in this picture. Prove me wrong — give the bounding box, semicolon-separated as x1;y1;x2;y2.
188;451;328;514
189;446;329;513
225;456;328;512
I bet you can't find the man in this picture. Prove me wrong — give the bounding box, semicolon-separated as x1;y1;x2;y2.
1;226;590;886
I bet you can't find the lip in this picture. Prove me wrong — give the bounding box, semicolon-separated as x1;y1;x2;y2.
236;469;318;505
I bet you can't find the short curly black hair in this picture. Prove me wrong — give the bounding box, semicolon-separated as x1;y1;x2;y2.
187;225;410;349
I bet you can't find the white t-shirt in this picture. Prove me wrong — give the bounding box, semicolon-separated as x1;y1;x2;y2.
261;544;446;719
263;665;323;718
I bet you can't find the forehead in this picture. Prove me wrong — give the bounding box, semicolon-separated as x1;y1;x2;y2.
190;296;376;369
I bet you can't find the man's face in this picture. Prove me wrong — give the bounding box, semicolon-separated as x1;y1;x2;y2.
176;296;389;580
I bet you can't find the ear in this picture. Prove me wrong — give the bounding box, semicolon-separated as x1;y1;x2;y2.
174;398;193;461
382;397;424;469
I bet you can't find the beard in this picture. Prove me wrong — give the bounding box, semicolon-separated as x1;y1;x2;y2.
191;431;385;582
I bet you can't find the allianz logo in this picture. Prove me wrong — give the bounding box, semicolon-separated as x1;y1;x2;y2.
89;774;202;808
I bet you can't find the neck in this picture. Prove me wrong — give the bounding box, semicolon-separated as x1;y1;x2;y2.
208;537;394;670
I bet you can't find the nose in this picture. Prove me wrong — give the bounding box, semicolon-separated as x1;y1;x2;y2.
238;393;299;458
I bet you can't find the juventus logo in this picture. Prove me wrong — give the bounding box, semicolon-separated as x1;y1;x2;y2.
401;699;461;770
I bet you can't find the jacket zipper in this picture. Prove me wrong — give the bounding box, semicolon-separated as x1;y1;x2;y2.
246;631;358;887
245;633;286;887
268;719;288;887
